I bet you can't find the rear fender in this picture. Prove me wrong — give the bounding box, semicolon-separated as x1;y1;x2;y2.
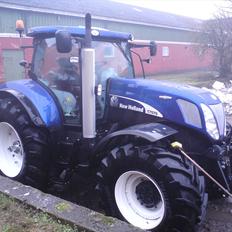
0;80;62;129
95;123;177;154
0;90;45;126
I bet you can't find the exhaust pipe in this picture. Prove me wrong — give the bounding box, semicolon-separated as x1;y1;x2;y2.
81;13;96;139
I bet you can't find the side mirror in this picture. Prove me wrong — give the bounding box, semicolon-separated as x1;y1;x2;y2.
150;41;157;56
19;60;30;68
55;30;72;53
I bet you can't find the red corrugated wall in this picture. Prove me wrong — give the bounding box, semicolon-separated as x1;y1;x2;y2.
133;42;214;76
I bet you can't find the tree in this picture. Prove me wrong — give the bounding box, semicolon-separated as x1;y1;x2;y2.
198;1;232;77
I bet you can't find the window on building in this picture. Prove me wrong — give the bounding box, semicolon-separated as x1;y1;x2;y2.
162;46;169;57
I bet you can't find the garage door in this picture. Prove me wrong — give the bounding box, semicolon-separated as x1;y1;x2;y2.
3;50;24;81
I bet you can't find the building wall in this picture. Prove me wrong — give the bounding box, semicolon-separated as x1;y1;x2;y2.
0;7;198;42
0;36;213;82
0;8;22;32
0;7;213;82
0;36;32;82
133;42;213;76
99;20;197;42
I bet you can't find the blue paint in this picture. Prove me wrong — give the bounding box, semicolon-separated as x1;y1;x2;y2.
0;80;62;128
108;77;222;139
27;26;132;41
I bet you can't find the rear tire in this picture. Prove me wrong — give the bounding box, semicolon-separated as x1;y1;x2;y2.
97;144;207;232
0;97;50;190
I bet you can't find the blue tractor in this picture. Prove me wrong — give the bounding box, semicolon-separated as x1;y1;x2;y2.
0;14;231;232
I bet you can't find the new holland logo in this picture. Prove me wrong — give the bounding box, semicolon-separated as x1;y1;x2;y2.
110;95;119;107
109;94;163;118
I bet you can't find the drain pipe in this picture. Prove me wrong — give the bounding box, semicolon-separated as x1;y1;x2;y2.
81;13;96;139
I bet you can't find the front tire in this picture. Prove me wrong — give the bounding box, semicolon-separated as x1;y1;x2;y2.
97;144;207;232
0;97;50;190
115;170;166;230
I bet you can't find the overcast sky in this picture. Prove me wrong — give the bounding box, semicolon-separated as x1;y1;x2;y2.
112;0;230;19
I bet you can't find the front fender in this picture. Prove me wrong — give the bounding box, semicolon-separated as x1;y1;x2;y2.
0;80;62;128
95;123;178;153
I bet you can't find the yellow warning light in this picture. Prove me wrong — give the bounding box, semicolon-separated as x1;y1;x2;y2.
16;19;24;30
16;19;24;37
171;141;183;149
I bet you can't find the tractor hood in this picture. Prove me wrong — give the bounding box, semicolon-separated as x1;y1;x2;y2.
108;78;225;140
109;78;220;105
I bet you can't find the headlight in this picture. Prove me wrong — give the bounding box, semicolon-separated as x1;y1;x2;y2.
201;103;219;140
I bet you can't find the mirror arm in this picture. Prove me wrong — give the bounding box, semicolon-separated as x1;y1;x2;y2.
28;70;38;81
130;49;145;79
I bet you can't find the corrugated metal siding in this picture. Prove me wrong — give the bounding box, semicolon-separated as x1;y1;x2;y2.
0;8;22;33
0;8;197;42
26;12;85;28
100;20;196;42
0;37;32;82
0;0;202;31
3;49;24;81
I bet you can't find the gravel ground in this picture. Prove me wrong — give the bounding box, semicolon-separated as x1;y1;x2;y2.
65;175;232;232
197;116;232;232
199;198;232;232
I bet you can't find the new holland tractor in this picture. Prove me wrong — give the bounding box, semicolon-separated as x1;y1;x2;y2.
0;13;232;232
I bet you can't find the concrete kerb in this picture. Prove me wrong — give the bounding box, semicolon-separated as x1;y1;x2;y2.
0;175;143;232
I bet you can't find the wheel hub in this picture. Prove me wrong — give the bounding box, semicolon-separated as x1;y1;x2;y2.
114;170;165;230
0;122;24;177
8;141;22;154
135;180;161;208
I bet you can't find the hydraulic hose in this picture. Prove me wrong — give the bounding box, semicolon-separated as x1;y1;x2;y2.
171;141;232;198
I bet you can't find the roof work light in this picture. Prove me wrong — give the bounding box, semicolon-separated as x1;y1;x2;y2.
16;19;25;37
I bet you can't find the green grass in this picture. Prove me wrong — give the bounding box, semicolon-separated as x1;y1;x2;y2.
0;193;83;232
55;202;72;212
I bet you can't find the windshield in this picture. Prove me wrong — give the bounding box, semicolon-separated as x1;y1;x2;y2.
33;38;80;83
33;38;133;80
94;41;133;84
33;37;133;122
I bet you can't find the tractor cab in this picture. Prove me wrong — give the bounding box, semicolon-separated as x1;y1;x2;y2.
28;26;155;127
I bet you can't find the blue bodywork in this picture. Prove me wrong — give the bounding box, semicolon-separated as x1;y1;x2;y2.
108;78;224;140
0;80;62;128
0;26;225;140
27;26;133;41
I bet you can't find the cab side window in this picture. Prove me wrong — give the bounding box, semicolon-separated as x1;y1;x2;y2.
34;38;81;124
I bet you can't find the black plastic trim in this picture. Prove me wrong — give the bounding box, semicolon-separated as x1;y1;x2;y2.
95;123;177;153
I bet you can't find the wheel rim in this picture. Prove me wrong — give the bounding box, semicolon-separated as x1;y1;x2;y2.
114;170;165;230
0;122;24;177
